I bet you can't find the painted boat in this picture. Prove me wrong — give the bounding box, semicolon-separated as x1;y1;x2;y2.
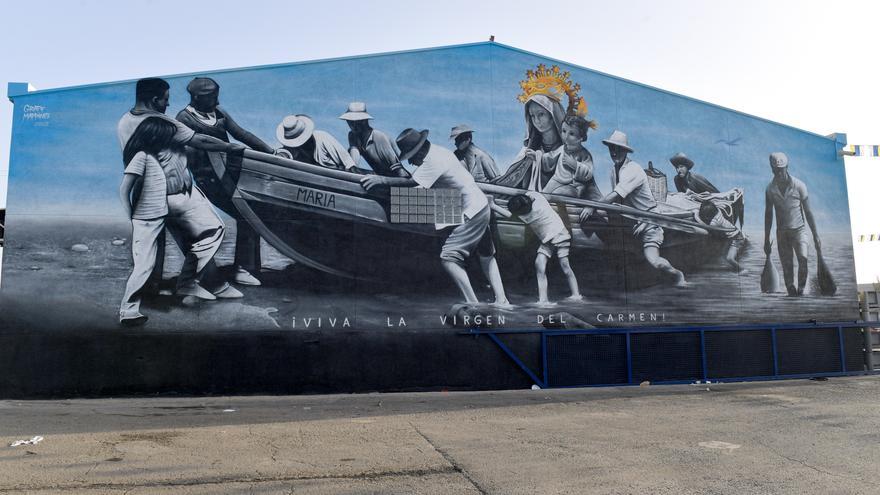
220;150;737;288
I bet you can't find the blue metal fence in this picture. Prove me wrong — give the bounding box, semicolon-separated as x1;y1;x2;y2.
469;322;875;389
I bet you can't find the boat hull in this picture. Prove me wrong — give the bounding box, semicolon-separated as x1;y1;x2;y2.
232;151;732;290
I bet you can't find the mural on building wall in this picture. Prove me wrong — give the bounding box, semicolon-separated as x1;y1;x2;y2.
0;43;858;331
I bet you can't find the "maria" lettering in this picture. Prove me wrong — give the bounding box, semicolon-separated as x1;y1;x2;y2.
295;187;336;209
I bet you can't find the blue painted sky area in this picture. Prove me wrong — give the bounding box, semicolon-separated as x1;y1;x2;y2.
7;43;851;233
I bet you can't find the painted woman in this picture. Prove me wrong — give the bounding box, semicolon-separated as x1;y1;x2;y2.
493;93;566;191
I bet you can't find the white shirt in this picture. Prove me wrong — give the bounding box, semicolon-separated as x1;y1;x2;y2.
611;159;656;212
412;144;488;224
124;151;168;220
312;130;356;170
519;191;569;244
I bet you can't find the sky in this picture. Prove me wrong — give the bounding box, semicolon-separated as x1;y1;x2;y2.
2;0;879;278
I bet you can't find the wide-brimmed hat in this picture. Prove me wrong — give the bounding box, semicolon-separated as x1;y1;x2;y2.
669;152;694;170
338;102;373;121
186;77;219;96
769;152;789;169
396;128;429;162
276;115;315;147
449;124;474;140
602;130;634;153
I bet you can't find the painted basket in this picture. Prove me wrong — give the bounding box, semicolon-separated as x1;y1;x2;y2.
645;162;668;203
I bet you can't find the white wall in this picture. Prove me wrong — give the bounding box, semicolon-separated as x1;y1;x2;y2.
845;155;880;284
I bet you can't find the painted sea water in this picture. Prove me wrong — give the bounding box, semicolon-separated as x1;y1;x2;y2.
0;217;858;333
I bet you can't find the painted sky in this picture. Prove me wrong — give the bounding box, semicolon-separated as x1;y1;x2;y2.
6;43;851;236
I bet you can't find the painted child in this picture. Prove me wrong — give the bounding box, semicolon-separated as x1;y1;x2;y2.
497;192;583;306
118;117;176;326
542;115;599;199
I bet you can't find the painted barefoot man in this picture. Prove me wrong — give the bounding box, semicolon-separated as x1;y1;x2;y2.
361;128;512;307
581;130;688;287
763;152;821;296
340;101;411;178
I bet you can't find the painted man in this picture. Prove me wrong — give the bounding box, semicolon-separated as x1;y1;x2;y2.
339;102;410;177
176;77;273;286
117;78;244;308
580;130;687;287
763;152;821;296
360;128;511;308
275;114;356;170
669;152;719;194
449;124;499;182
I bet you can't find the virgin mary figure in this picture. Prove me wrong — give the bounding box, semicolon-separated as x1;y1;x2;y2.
492;94;566;191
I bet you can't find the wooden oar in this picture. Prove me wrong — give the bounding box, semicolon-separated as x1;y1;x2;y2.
618;213;708;235
478;183;732;235
815;246;837;296
761;240;782;293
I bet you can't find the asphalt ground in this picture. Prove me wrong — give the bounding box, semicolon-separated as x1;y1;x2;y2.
1;375;879;494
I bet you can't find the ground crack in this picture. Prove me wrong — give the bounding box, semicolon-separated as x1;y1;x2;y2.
79;462;100;482
411;423;488;495
755;440;877;485
0;467;459;492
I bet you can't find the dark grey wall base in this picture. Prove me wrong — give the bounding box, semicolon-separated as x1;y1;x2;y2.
0;329;536;399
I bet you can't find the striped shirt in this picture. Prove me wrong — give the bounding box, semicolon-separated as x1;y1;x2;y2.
124;151;168;220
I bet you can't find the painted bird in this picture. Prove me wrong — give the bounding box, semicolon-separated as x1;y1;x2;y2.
716;137;742;146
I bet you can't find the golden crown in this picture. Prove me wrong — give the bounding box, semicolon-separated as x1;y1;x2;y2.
517;64;591;122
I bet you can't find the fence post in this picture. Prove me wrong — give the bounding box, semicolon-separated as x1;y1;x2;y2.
700;330;708;381
542;332;549;387
625;332;633;384
771;328;779;377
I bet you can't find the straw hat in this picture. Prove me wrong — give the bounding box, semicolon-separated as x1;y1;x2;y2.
338;102;373;121
276;115;315;147
449;124;474;140
602;130;634;153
